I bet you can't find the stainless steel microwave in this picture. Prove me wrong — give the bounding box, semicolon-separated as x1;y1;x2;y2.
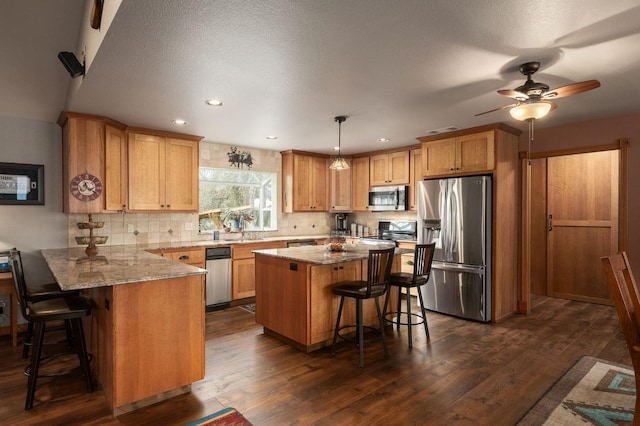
368;185;409;211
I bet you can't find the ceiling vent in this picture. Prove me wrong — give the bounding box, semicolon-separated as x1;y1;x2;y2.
424;125;459;135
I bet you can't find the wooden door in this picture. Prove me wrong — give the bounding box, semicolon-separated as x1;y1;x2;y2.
547;150;619;304
233;258;256;299
165;138;199;211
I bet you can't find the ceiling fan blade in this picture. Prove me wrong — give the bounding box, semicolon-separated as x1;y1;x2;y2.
475;103;517;116
497;89;529;100
543;80;601;99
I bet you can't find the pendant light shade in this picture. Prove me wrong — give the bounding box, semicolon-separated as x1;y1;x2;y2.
329;116;350;170
509;101;552;121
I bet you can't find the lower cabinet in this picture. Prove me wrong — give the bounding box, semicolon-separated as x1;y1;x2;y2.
232;241;286;300
147;247;205;268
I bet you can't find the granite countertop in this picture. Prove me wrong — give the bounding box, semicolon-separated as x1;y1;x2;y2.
41;246;206;291
140;234;331;251
253;242;406;266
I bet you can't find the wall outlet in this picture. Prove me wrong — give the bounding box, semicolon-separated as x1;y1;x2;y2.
185;222;193;231
127;224;134;233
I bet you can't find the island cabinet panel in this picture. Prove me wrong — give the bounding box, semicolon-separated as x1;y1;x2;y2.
84;274;205;414
255;254;399;351
255;255;308;344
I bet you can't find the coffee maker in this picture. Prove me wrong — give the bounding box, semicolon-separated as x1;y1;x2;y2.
335;213;348;233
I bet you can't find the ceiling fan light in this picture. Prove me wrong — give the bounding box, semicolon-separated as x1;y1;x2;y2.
510;102;552;121
329;156;350;170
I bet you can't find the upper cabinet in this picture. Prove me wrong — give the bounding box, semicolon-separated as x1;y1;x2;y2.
370;151;410;185
59;112;127;214
408;148;422;211
128;131;200;212
281;151;329;212
351;156;370;212
329;158;351;212
419;130;496;177
58;112;202;214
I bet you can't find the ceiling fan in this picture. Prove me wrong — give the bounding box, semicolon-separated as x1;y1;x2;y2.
475;61;601;120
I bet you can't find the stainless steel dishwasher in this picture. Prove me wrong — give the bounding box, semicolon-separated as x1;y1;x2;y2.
205;247;231;311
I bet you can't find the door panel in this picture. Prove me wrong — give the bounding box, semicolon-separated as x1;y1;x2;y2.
547;150;619;305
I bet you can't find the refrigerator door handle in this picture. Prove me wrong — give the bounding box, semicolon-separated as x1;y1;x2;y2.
432;261;485;274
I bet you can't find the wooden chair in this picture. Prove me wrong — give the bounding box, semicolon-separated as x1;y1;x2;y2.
9;250;94;410
601;251;640;422
383;243;436;348
331;246;395;367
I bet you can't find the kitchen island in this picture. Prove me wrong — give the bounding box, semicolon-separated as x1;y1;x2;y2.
41;246;206;415
253;244;401;352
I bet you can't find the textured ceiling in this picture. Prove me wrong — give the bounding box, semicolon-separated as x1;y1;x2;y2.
3;0;640;155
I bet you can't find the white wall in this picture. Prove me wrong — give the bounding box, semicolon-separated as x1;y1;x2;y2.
0;116;68;286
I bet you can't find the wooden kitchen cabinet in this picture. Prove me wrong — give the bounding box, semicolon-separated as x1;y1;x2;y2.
147;247;205;268
232;240;287;299
128;131;201;212
416;123;522;322
281;151;329;212
408;148;422;211
420;131;494;177
369;151;410;185
351;156;370;212
329;158;351;212
104;125;127;211
58;112;128;213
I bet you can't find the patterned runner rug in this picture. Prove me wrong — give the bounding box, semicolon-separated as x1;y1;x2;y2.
518;356;635;425
186;407;252;426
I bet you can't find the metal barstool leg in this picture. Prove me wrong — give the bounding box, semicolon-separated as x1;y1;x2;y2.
417;287;430;340
71;318;93;393
357;299;364;368
406;287;413;349
375;296;388;358
331;296;345;355
382;290;391;324
396;287;401;330
25;322;46;410
22;321;34;359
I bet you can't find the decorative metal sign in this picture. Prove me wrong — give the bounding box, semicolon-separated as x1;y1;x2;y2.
227;147;253;169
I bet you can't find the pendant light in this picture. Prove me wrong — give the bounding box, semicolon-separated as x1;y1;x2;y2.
329;116;350;170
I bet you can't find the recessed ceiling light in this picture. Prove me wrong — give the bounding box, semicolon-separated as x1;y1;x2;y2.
333;146;340;151
172;119;188;126
266;135;278;140
205;99;223;106
377;138;390;143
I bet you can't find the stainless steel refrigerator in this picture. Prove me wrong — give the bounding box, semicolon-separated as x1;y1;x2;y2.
417;175;492;322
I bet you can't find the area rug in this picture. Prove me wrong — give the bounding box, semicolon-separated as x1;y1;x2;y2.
518;356;635;425
186;407;253;426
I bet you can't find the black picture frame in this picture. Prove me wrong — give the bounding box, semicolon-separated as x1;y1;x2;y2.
0;162;45;205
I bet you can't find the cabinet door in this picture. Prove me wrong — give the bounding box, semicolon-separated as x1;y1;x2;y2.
422;138;457;176
330;159;351;212
409;149;421;211
233;258;256;299
351;156;370;212
292;155;313;211
369;154;389;185
165;138;199;211
104;125;127;211
128;133;166;210
456;131;495;173
387;151;410;184
310;156;329;211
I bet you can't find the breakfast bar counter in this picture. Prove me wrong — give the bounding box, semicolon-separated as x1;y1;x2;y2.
253;244;401;352
41;246;207;415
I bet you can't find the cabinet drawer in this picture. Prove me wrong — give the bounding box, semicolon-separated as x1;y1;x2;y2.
163;248;205;266
232;241;287;260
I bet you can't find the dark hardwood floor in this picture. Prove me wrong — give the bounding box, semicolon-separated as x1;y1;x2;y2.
0;295;630;425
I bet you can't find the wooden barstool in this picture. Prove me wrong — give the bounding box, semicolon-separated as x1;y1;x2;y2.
9;250;94;410
331;246;395;367
383;243;435;348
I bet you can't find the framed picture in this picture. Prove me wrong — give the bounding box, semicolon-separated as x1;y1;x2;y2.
0;162;45;205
